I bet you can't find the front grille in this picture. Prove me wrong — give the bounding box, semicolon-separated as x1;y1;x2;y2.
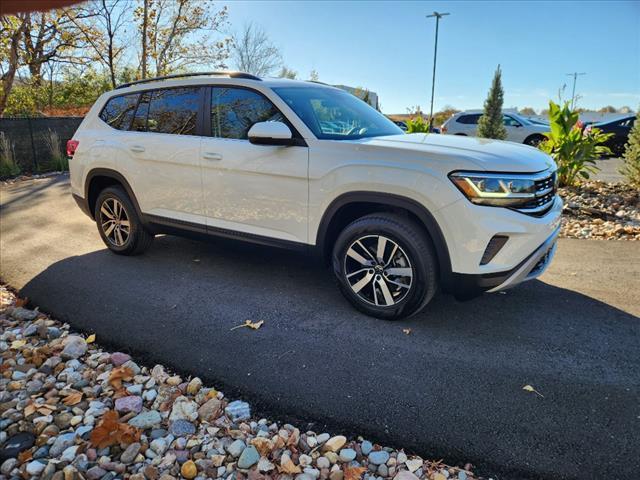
515;171;557;217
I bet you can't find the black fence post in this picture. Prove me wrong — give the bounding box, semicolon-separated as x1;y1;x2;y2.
26;116;38;172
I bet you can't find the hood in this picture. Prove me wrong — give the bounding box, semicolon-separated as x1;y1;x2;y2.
357;133;555;173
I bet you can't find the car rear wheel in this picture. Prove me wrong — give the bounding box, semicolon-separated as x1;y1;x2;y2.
332;213;437;320
95;186;153;255
524;134;545;147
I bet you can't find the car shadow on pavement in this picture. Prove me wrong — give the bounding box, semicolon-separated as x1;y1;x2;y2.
16;235;640;480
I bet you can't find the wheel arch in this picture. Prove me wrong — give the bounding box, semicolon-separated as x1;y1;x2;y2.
523;133;546;145
316;192;453;289
85;168;143;221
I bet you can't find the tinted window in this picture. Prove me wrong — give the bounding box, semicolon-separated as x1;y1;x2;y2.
457;114;481;124
503;115;521;127
99;94;139;130
130;92;150;132
211;87;284;139
273;86;402;140
146;87;200;135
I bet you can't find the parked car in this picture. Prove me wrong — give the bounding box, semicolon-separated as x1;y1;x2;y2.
68;72;562;319
585;115;636;156
441;110;550;146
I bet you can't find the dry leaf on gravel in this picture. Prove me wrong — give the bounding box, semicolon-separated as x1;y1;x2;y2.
344;465;367;480
108;366;134;390
85;334;96;344
250;437;273;456
10;340;26;349
90;410;141;449
230;320;264;331
278;456;301;474
523;385;544;397
15;297;28;307
63;391;83;406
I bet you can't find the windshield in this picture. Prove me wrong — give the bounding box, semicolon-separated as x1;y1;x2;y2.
273;86;403;140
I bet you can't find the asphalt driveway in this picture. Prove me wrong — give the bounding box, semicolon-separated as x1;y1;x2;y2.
1;175;639;479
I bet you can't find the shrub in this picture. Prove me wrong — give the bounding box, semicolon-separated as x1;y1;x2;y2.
477;65;507;140
405;116;431;133
42;129;68;172
620;110;640;187
0;132;20;177
539;101;613;187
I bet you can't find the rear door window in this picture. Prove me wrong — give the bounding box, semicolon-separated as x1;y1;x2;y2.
99;94;139;130
146;87;200;135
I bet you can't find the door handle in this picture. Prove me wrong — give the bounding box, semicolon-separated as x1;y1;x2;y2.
129;145;145;153
203;152;223;161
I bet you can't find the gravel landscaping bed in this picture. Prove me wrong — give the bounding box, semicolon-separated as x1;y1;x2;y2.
559;181;640;240
0;286;479;480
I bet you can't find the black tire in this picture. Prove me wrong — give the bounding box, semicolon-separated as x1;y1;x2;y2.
524;134;545;147
454;133;467;136
332;213;437;320
94;186;153;255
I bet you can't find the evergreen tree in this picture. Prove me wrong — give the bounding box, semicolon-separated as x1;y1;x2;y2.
620;110;640;187
477;65;507;140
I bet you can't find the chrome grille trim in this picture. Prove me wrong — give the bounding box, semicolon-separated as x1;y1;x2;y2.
515;170;558;216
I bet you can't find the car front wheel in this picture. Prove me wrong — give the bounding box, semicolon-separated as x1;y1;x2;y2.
332;213;438;320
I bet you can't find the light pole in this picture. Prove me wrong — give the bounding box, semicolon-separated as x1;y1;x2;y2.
566;72;586;110
426;11;449;131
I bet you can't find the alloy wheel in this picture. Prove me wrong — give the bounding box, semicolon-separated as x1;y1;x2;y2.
99;198;131;247
343;235;413;307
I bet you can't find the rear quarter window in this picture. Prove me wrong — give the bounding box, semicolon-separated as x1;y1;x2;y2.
99;94;139;130
457;114;481;125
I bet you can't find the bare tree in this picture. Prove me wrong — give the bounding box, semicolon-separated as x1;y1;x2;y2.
21;10;91;85
136;0;230;77
230;23;282;77
0;14;28;116
139;0;149;79
277;66;297;79
65;0;131;89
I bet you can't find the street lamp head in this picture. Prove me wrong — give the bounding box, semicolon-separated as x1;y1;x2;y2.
427;11;450;19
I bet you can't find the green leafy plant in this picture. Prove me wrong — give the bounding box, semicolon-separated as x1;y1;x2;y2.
42;129;68;172
405;116;431;133
0;132;20;177
620;110;640;187
477;65;507;140
539;101;613;186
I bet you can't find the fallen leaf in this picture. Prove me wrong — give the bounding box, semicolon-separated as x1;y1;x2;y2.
90;410;141;449
250;437;273;456
11;340;26;349
15;297;29;307
278;456;301;474
402;328;412;335
24;404;37;416
109;366;134;390
230;320;264;331
523;384;544;397
18;449;32;463
344;465;367;480
85;334;96;344
63;391;83;406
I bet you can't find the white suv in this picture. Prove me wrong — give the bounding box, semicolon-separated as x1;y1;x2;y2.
442;110;549;146
68;72;562;319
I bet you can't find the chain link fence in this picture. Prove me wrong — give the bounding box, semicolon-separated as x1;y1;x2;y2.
0;116;83;173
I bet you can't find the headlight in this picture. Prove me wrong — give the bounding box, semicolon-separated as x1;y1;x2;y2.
449;171;552;209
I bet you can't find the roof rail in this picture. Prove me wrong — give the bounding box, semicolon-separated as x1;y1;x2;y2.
116;71;261;89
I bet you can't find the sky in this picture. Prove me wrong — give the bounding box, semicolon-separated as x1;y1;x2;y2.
227;0;640;114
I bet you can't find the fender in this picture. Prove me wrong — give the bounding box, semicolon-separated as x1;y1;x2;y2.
84;168;145;222
316;191;454;290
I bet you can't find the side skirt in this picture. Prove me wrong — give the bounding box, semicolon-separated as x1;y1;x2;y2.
143;213;310;253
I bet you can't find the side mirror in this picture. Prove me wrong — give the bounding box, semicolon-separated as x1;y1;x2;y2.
248;121;294;146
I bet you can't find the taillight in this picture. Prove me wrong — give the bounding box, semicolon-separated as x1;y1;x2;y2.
66;139;79;157
441;125;448;134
